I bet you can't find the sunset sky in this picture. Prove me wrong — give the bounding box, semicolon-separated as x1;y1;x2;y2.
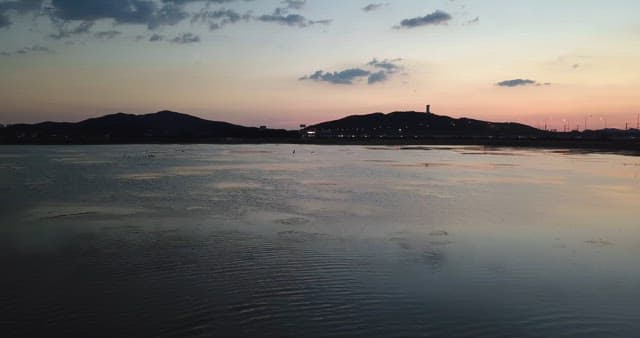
1;0;639;129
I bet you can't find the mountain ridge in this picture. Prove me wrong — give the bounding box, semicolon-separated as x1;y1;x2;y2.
0;110;295;143
305;110;545;137
1;110;638;146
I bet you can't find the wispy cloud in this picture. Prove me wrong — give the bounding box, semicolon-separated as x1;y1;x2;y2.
496;79;551;87
148;31;200;44
300;68;371;85
257;8;330;28
300;58;404;85
49;20;94;40
281;0;306;10
362;3;388;12
171;32;200;44
94;30;122;39
149;33;165;42
192;8;251;30
1;44;54;57
465;16;479;25
368;58;402;72
396;10;452;29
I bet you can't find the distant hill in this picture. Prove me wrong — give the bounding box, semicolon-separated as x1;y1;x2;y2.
1;110;638;149
305;111;546;138
0;111;295;143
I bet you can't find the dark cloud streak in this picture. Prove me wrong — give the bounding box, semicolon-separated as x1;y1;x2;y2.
171;32;200;44
368;58;402;72
192;8;250;30
300;68;371;85
397;10;451;28
257;6;330;28
301;58;404;86
362;3;387;12
496;79;550;87
1;44;54;56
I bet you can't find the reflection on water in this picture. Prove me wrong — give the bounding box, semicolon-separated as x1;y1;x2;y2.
1;144;639;337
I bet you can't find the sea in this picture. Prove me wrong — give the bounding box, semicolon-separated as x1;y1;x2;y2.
1;144;639;337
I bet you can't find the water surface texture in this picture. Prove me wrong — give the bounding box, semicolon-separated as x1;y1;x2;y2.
1;145;639;337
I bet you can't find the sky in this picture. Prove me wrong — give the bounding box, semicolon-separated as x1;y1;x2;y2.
0;0;639;130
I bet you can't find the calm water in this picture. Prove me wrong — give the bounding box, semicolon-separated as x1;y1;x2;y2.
1;144;639;337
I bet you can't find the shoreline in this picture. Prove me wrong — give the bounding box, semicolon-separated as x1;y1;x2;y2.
1;137;639;155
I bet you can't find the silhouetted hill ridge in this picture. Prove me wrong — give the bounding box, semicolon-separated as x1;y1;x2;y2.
306;111;543;137
2;110;638;147
1;110;293;143
76;110;243;134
